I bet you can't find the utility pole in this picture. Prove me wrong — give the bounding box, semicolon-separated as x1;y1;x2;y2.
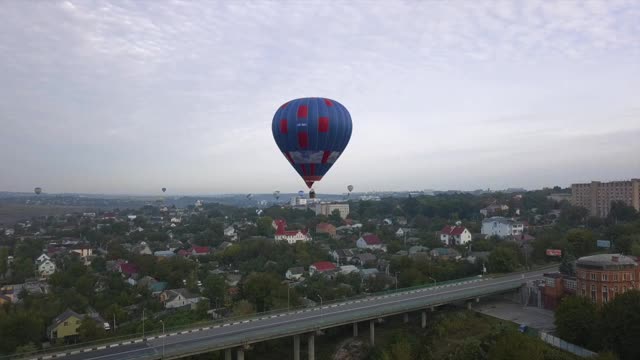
142;308;145;339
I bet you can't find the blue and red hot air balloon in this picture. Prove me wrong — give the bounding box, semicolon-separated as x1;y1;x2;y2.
271;97;352;189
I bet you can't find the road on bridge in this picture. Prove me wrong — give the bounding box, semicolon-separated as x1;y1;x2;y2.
30;267;553;360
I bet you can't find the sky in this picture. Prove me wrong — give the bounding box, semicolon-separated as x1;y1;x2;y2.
1;0;639;195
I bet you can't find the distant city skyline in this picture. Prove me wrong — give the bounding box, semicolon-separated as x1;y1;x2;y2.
1;1;639;195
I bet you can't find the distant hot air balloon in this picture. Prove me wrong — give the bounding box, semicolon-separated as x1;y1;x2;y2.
34;187;42;195
347;185;354;193
256;209;263;216
298;190;305;197
272;97;352;189
246;194;253;200
162;187;167;193
273;190;280;200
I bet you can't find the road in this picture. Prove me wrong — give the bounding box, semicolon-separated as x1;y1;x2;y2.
30;268;552;360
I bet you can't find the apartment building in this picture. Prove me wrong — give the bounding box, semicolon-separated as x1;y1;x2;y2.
571;179;640;217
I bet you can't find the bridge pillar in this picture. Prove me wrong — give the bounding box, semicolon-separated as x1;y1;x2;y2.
224;348;231;360
369;320;375;346
467;301;472;310
403;313;409;323
237;348;245;360
421;310;427;328
293;334;300;360
353;322;358;337
308;334;315;360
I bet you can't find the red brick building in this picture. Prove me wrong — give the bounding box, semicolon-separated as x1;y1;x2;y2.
576;254;640;304
541;273;577;310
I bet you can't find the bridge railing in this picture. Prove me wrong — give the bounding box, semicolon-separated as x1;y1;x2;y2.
5;264;557;360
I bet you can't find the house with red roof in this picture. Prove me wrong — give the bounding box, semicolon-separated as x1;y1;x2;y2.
356;234;385;251
315;222;337;238
440;225;472;246
274;220;311;244
190;246;210;256
272;219;288;230
309;261;337;276
118;262;139;277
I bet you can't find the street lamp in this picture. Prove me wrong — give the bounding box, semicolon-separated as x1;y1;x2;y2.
160;320;165;358
394;272;400;291
287;286;291;311
142;308;145;339
317;294;323;324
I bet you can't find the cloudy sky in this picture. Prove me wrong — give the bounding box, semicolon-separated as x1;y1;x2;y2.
1;1;639;195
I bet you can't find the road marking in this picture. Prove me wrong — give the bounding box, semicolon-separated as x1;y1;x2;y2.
70;351;80;355
97;346;106;350
134;339;143;343
111;344;119;348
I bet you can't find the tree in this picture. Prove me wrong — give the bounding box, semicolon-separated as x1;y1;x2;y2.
328;209;343;227
488;331;544;360
487;247;519;273
256;216;274;237
78;318;106;342
380;337;413;360
243;272;282;312
232;300;255;316
559;253;576;276
565;229;596;257
608;201;638;223
203;274;226;308
554;296;597;348
599;290;640;360
0;247;8;279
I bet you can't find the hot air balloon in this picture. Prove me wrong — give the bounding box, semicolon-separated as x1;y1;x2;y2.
273;191;280;200
162;187;166;193
309;188;316;199
272;97;352;189
297;190;305;197
256;209;263;216
34;187;42;195
347;185;354;193
246;194;253;199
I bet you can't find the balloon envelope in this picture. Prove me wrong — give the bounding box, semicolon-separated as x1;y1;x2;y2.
272;97;352;188
347;185;354;192
247;194;253;199
273;191;280;199
162;187;166;193
34;187;42;195
298;190;305;197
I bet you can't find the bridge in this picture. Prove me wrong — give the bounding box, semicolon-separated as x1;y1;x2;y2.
26;267;553;360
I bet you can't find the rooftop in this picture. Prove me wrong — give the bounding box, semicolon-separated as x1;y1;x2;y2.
577;254;637;269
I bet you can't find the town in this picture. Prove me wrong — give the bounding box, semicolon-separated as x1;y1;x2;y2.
1;179;639;359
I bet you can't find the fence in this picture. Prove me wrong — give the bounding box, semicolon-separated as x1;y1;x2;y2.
539;332;597;358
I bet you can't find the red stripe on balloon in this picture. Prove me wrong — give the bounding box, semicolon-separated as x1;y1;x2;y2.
298;132;309;148
300;164;307;175
279;119;288;134
318;117;329;132
323;99;333;107
310;163;315;176
297;105;308;118
321;151;331;164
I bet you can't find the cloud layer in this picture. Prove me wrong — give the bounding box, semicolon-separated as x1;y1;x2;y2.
1;0;638;194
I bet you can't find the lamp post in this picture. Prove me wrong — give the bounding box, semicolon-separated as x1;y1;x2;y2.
142;308;145;339
287;286;291;311
160;320;165;358
317;294;323;324
394;272;400;291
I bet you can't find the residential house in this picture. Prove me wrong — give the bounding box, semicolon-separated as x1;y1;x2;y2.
352;253;377;267
339;265;359;275
285;267;305;281
224;226;238;241
272;219;288;230
134;242;153;255
409;246;429;255
71;246;93;258
481;217;524;238
36;253;51;263
47;309;83;344
430;248;461;261
395;228;416;239
316;223;337;238
274;221;311;244
190;246;211;256
440;225;472;246
38;259;56;278
360;268;380;280
480;204;509;217
4;229;15;236
218;241;233;251
160;288;208;310
225;273;242;287
309;261;337;276
330;249;356;265
154;250;176;258
466;251;490;264
138;276;168;294
118;262;140;277
356;234;385;251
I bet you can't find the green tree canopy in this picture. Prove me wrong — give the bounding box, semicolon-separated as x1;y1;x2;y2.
554;295;597;348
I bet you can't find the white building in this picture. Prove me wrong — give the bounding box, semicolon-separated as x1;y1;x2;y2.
290;197;308;206
339;265;359;275
38;259;56;278
285;267;304;280
160;288;208;310
356;234;385;251
36;253;51;264
224;226;238;241
275;229;311;244
315;203;350;219
481;217;524;238
440;226;472;246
